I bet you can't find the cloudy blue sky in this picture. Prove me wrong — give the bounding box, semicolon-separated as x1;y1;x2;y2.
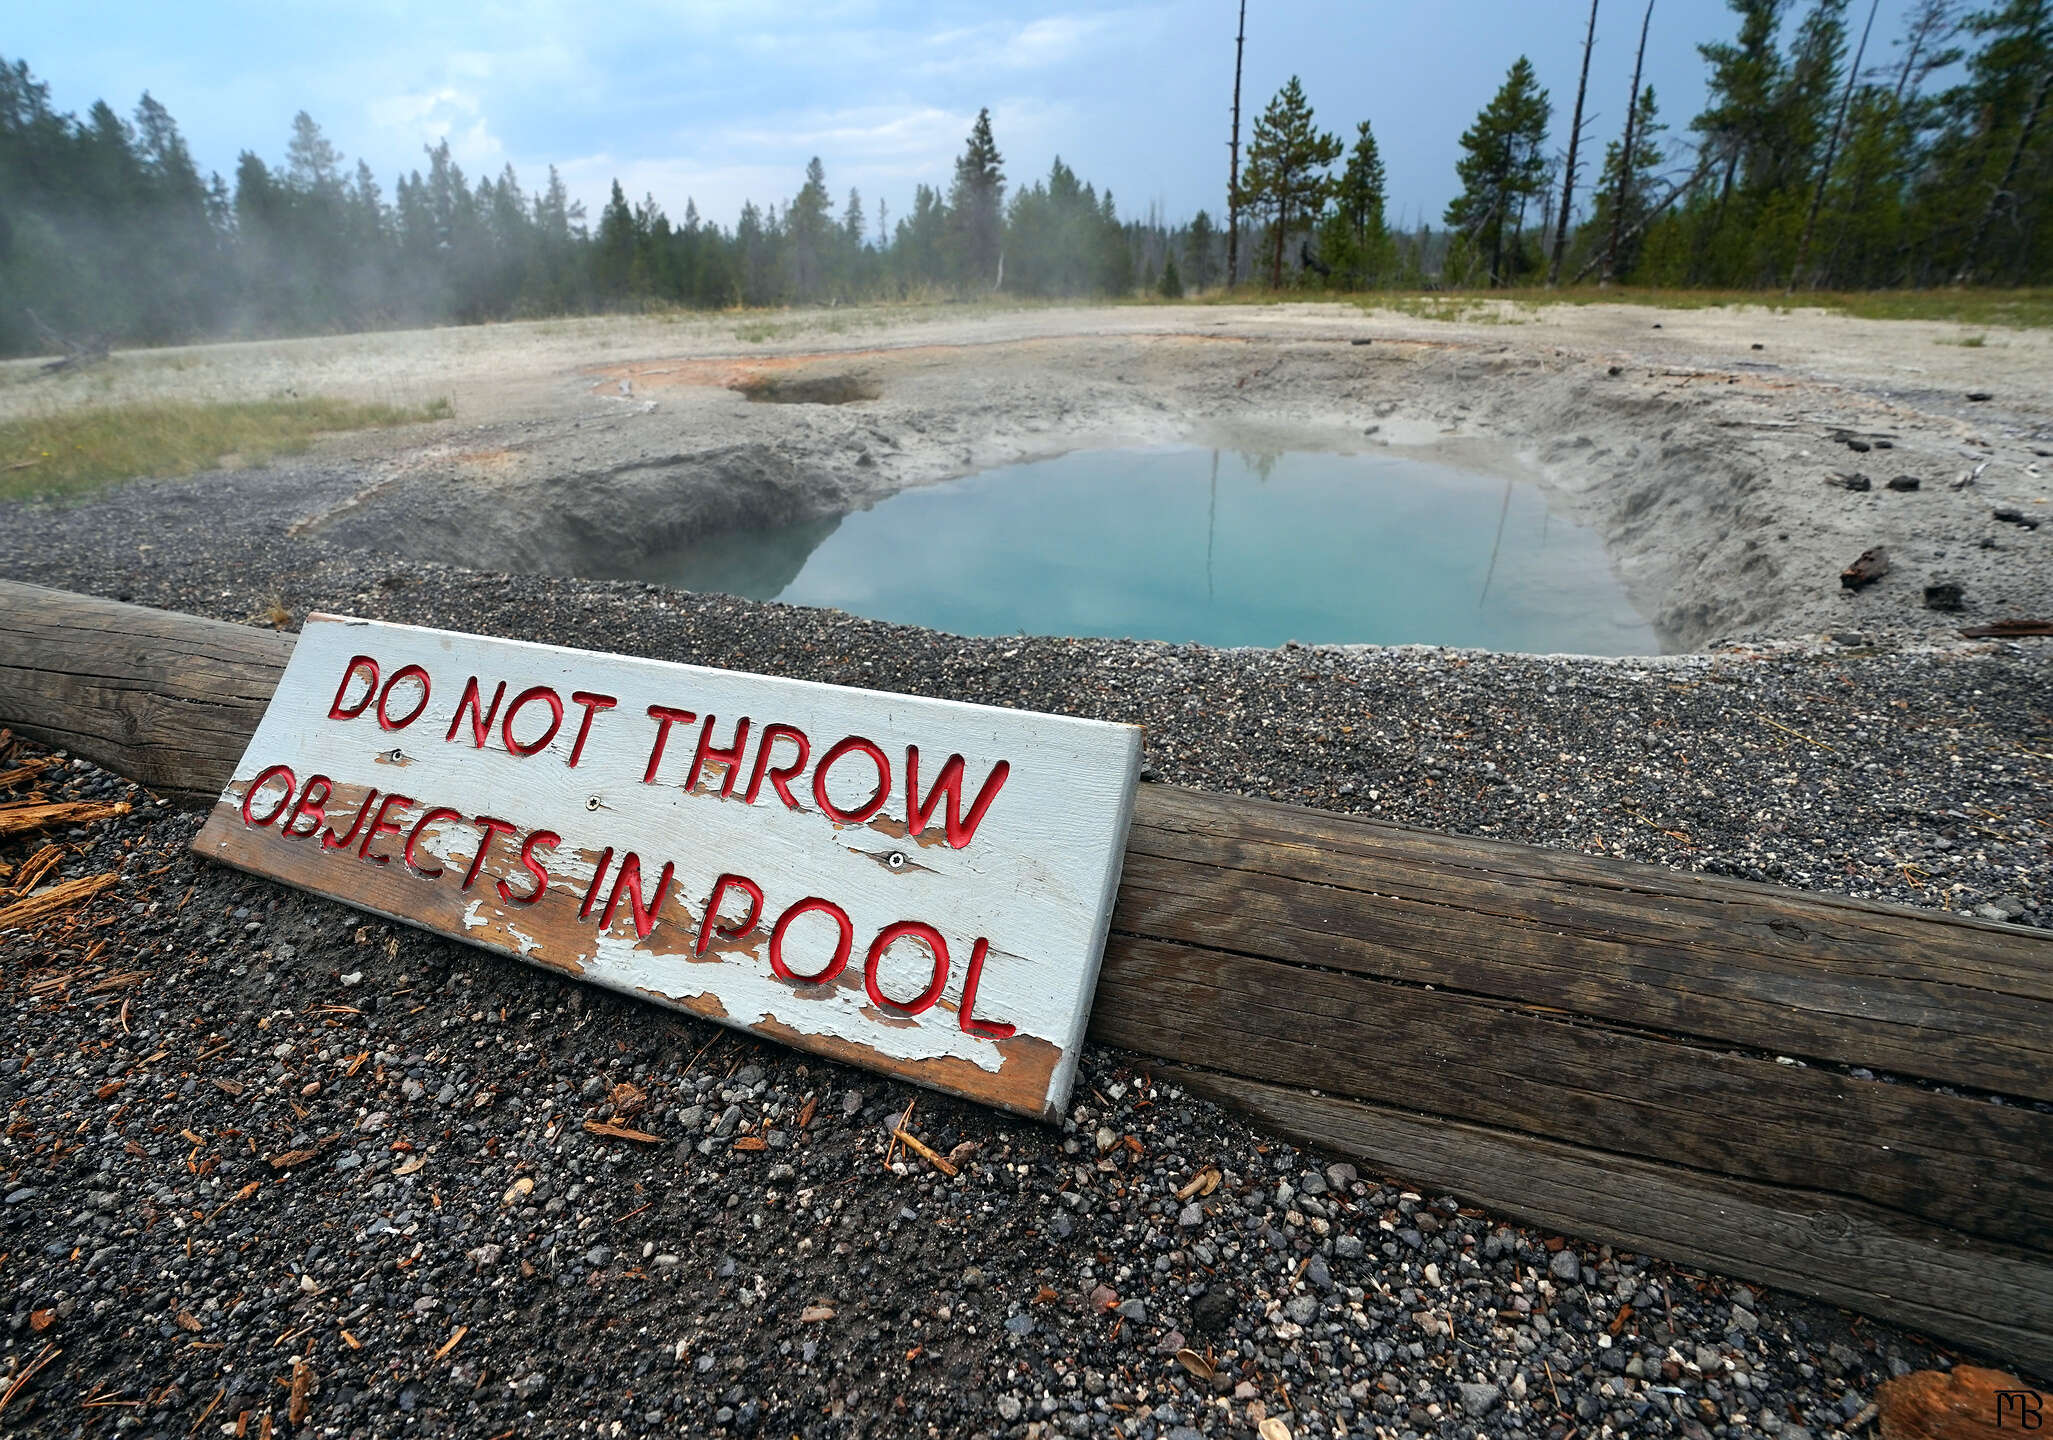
18;2;1939;235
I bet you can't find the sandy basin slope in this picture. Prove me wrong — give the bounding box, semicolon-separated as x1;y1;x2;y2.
0;302;2048;1436
6;298;2052;648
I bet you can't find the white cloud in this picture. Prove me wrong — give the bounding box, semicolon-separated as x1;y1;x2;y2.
366;86;506;171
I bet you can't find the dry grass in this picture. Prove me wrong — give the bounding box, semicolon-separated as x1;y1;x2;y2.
0;395;452;501
1184;283;2053;328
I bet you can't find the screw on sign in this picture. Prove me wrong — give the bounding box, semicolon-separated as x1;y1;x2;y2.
197;615;1142;1118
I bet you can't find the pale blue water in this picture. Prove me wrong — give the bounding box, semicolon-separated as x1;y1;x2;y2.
633;448;1663;655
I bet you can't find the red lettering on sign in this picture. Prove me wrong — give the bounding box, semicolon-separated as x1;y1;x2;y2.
956;937;1017;1040
404;806;463;878
502;685;565;757
601;851;675;939
695;872;764;955
865;921;951;1015
643;705;699;783
743;723;811;809
447;677;508;749
320;789;377;851
462;816;518;891
240;765;296;827
905;748;1011;849
567;691;618;767
579;847;615;920
280;775;333;839
356;793;414;865
686;715;752;798
813;735;890;824
327;657;378;721
770;897;854;984
376;664;432;731
499;830;560;906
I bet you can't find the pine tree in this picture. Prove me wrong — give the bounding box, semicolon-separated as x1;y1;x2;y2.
787;156;832;300
1585;86;1668;277
1320;120;1389;286
285;111;343;194
1696;1;1789;214
948;108;1005;287
1158;255;1184;298
595;180;635;300
1185;209;1219;289
1937;0;2053;280
1445;57;1553;285
1236;76;1342;287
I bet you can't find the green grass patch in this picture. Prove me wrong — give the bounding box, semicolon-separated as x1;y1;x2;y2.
0;395;453;502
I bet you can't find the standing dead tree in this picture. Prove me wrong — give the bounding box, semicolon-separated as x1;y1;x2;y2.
1227;0;1248;288
1790;0;1881;291
1605;0;1657;283
1549;0;1602;284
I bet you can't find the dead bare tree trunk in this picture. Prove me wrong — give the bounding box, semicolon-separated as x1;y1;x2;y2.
24;308;109;375
1226;0;1247;289
1573;149;1717;283
1960;66;2053;283
1604;0;1657;284
1790;0;1880;292
1549;0;1602;285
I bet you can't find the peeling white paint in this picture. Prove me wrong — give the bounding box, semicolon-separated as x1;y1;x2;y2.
196;615;1141;1117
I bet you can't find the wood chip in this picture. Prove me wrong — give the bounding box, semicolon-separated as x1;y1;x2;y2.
287;1359;311;1425
795;1096;817;1129
0;1341;61;1416
6;844;64;895
0;872;119;931
188;1383;225;1435
211;1078;245;1097
799;1305;835;1323
267;1148;320;1170
1961;618;2053;639
175;1312;203;1333
581;1119;661;1144
0;800;129;840
432;1325;467;1361
0;757;62;790
393;1155;426;1176
731;1135;767;1152
891;1127;958;1177
501;1177;534;1206
28;1309;54;1332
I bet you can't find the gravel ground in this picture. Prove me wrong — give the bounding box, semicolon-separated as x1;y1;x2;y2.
3;513;2049;1437
0;739;1959;1440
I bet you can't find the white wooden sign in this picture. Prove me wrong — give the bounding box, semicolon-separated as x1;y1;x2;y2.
194;616;1142;1118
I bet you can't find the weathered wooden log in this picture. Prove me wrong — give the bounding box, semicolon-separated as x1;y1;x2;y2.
1841;545;1890;589
2;579;2049;1372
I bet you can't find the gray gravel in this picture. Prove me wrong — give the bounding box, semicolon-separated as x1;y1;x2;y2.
2;474;2047;1437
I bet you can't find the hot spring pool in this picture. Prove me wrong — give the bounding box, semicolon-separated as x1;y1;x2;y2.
628;447;1661;654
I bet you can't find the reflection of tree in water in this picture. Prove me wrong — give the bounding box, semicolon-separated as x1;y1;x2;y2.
632;513;845;600
1234;449;1281;483
1206;449;1219;602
